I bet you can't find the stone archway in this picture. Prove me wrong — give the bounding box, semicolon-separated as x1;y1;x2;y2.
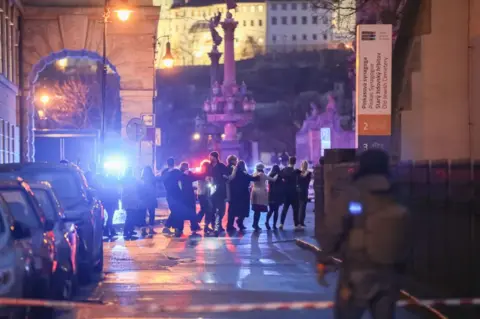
22;5;159;164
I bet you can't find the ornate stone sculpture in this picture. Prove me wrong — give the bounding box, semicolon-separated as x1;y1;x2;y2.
209;12;223;51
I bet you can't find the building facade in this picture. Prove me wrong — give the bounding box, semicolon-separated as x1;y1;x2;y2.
0;0;22;163
156;0;333;68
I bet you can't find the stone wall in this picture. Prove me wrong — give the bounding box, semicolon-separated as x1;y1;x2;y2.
22;5;159;165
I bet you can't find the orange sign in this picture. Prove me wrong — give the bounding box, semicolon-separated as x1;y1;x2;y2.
358;114;391;136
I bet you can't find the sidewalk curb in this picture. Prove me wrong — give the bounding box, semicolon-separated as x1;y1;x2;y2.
295;238;447;319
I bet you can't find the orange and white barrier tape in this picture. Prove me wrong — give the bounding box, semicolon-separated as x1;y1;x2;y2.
0;297;480;313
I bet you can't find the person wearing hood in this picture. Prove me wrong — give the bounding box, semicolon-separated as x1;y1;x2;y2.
316;149;411;319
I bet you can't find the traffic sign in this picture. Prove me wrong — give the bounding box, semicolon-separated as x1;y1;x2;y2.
126;118;147;142
155;128;162;146
141;113;155;127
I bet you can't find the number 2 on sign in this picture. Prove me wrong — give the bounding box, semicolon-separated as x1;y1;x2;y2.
363;122;368;131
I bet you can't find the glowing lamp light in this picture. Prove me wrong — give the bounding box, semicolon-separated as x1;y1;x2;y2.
40;95;50;106
37;109;46;119
221;133;226;140
194;50;203;58
192;133;201;141
348;201;363;215
115;9;132;22
56;58;68;69
162;42;175;69
195;167;201;173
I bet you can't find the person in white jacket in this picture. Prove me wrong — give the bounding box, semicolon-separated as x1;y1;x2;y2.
251;163;277;231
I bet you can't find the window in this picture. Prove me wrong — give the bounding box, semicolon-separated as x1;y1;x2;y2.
312;16;318;24
272;17;277;25
243;20;247;27
258;5;264;12
292;3;297;10
0;190;42;230
291;16;297;24
281;3;287;10
271;3;277;10
323;16;329;24
302;3;308;10
259;19;263;27
313;34;318;40
250;20;254;27
33;189;57;221
281;16;287;24
323;34;328;40
302;16;307;24
292;34;297;41
302;34;307;40
272;35;277;42
250;6;255;13
20;170;83;210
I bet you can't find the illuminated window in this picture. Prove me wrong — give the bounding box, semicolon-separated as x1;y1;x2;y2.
250;6;255;13
258;5;263;12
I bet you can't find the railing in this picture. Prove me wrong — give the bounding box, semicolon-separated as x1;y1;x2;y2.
314;159;480;298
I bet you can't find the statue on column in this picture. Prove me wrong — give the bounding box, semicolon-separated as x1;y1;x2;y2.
226;0;237;11
209;12;223;51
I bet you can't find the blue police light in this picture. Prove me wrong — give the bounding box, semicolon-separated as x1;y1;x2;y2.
103;156;127;176
349;201;363;215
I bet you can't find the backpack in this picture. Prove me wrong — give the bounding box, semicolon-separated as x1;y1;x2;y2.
347;191;411;265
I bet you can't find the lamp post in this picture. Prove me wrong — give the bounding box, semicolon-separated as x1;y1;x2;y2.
100;0;132;169
152;36;175;171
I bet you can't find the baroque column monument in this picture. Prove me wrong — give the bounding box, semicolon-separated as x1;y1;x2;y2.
203;1;256;160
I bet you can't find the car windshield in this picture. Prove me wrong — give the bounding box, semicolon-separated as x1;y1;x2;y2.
20;170;84;209
33;189;57;221
0;190;42;230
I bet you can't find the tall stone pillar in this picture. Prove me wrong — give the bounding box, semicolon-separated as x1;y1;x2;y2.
208;47;222;87
221;12;238;91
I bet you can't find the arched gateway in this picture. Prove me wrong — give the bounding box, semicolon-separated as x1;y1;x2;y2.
22;2;159;165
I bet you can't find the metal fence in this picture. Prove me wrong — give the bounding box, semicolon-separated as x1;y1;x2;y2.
314;159;480;298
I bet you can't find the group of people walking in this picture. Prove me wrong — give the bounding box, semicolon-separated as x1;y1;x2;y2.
161;151;313;237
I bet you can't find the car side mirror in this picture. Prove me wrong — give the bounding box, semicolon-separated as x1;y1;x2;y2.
44;220;55;232
11;222;31;240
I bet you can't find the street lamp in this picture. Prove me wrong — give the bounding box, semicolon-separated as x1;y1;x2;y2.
100;0;132;169
192;133;201;141
40;94;50;106
162;41;174;69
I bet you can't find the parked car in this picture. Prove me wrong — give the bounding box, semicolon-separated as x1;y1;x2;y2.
29;181;79;300
0;163;104;283
0;179;55;319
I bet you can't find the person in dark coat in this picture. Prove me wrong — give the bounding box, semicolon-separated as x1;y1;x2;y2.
266;165;283;230
207;151;229;234
279;156;301;229
161;158;184;237
139;166;158;236
226;160;258;231
121;167;140;239
297;160;312;228
179;162;202;234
